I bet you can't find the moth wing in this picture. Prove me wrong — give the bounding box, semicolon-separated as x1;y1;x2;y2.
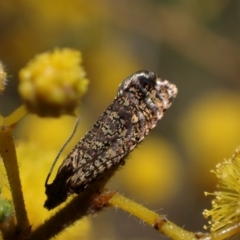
64;98;139;193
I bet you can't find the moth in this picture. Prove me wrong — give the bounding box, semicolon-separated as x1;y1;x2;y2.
44;70;178;210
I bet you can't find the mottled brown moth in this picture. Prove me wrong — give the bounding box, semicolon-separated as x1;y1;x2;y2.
44;71;178;210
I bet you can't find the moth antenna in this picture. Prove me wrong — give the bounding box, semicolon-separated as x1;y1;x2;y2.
45;117;81;187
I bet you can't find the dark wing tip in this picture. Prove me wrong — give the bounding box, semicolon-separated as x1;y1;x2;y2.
44;183;69;210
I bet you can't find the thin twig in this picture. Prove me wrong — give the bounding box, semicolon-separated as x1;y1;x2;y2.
108;191;201;240
30;162;123;239
0;125;30;237
3;105;28;127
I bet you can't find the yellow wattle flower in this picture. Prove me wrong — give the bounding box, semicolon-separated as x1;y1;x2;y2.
18;48;89;117
203;147;240;236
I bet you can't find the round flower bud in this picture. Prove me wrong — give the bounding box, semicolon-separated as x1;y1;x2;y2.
18;49;89;117
0;199;13;223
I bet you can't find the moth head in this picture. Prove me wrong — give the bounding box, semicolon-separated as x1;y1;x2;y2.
118;70;178;106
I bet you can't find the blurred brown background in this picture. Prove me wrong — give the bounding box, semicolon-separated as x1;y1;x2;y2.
1;0;240;239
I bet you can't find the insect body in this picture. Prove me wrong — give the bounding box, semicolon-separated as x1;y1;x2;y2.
44;71;178;210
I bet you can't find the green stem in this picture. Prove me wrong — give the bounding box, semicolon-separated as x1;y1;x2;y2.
3;105;28;127
0;125;30;236
108;192;202;240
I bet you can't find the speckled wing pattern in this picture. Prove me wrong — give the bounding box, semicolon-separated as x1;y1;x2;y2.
44;70;178;210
